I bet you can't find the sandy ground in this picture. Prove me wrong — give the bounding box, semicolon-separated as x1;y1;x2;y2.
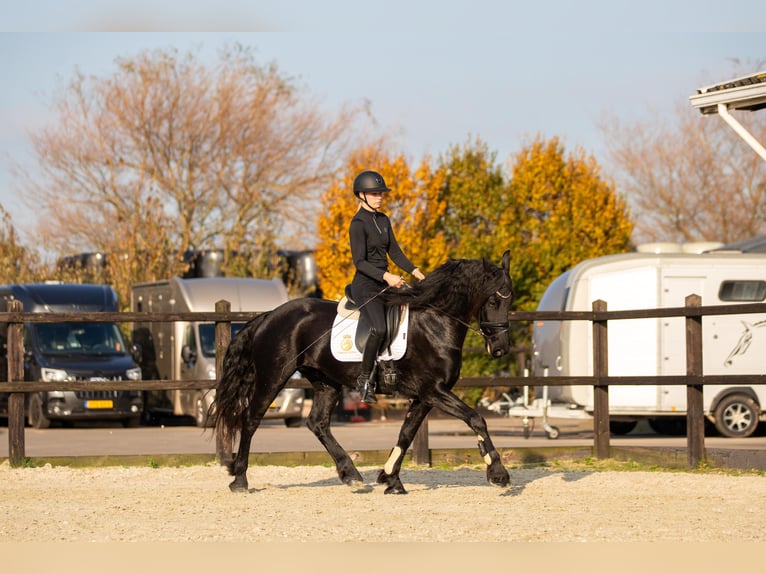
1;460;764;543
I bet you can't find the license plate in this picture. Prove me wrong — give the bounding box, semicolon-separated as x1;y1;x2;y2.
85;400;113;409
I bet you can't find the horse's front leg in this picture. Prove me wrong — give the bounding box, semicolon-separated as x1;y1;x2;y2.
306;383;366;490
429;384;510;487
376;399;432;494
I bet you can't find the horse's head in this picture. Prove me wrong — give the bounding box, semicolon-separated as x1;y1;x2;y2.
478;250;514;358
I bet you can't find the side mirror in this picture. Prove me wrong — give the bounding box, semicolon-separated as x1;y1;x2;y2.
181;344;197;367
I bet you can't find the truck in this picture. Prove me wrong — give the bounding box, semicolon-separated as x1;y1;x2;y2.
531;250;766;438
130;276;305;427
0;283;143;428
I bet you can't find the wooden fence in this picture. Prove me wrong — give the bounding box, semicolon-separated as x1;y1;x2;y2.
3;296;766;468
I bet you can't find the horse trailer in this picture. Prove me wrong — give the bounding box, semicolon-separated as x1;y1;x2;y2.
131;276;305;427
531;250;766;437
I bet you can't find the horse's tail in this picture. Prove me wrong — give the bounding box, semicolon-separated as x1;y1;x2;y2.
214;313;270;465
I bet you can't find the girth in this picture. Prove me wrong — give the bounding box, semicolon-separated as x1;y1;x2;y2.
343;285;403;354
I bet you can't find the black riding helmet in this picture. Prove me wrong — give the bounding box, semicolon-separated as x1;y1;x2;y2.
353;170;391;199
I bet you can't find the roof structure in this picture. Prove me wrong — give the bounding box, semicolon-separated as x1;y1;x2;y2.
689;70;766;161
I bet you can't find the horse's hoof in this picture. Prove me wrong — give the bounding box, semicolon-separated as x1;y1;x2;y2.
384;485;408;495
229;479;249;493
487;466;510;487
488;474;510;488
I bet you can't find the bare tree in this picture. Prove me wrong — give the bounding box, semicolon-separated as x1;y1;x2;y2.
17;44;365;303
601;78;766;245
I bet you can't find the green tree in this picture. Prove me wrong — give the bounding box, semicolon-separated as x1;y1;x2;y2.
433;137;507;260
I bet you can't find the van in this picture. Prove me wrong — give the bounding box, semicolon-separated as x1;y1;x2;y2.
532;251;766;437
0;283;143;428
131;276;304;427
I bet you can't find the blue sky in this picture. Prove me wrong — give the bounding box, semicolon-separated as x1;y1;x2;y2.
1;1;765;239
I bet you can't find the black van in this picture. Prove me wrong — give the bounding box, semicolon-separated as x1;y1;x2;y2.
0;283;143;428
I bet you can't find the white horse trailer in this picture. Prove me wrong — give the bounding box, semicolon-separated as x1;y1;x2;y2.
530;251;766;438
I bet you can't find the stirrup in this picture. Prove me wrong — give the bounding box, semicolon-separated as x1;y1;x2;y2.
356;374;377;405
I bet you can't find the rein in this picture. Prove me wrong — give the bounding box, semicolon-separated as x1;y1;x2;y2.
427;289;512;338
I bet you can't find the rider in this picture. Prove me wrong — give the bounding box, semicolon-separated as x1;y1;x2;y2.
349;170;425;405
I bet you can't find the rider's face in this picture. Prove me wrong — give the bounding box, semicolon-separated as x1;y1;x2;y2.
361;191;384;210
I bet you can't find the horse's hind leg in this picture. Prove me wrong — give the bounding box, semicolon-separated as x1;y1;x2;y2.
228;415;259;492
306;383;366;489
376;399;432;494
228;384;284;492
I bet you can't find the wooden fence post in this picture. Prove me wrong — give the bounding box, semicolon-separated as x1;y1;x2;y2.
685;294;705;468
215;299;232;465
411;415;430;466
7;299;25;467
592;299;610;459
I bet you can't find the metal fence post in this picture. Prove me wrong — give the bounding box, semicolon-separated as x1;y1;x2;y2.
592;299;610;459
214;299;232;465
685;294;705;467
7;299;25;467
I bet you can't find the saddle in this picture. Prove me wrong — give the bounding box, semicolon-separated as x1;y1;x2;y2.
342;285;403;356
331;287;409;394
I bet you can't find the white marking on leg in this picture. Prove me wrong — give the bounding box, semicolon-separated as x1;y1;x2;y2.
478;435;492;465
384;446;402;474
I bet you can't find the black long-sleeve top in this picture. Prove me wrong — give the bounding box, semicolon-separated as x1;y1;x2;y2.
349;208;416;283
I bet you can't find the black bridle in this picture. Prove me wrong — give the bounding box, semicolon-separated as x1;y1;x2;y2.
478;287;513;339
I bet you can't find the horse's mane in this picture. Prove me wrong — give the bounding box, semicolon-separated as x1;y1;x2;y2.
381;258;502;316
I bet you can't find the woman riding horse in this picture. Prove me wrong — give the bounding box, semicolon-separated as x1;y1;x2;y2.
349;170;425;404
214;250;514;494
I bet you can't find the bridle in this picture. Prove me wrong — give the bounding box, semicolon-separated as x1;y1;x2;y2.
478;287;513;338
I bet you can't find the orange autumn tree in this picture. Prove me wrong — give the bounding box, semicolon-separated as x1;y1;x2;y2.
506;136;634;310
315;145;449;300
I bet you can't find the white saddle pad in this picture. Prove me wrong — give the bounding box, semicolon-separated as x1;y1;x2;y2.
330;299;409;362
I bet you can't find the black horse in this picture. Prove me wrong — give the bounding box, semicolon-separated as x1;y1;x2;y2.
214;250;515;494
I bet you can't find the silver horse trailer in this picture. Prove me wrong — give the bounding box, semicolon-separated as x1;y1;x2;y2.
131;276;304;427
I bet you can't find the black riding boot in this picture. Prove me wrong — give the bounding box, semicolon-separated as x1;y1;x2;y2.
357;330;383;405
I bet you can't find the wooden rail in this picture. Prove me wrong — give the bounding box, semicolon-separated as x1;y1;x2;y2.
3;297;766;468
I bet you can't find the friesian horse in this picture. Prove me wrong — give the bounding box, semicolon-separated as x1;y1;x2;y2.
213;250;514;494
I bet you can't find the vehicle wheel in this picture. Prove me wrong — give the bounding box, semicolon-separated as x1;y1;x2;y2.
714;394;760;438
194;392;212;428
648;417;687;436
28;394;51;429
546;426;560;440
284;417;302;428
609;421;637;435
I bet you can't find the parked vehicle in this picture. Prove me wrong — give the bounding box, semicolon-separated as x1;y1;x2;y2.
130;276;305;427
532;250;766;437
0;283;143;428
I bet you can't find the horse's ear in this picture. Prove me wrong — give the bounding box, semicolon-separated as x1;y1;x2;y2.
501;250;511;273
